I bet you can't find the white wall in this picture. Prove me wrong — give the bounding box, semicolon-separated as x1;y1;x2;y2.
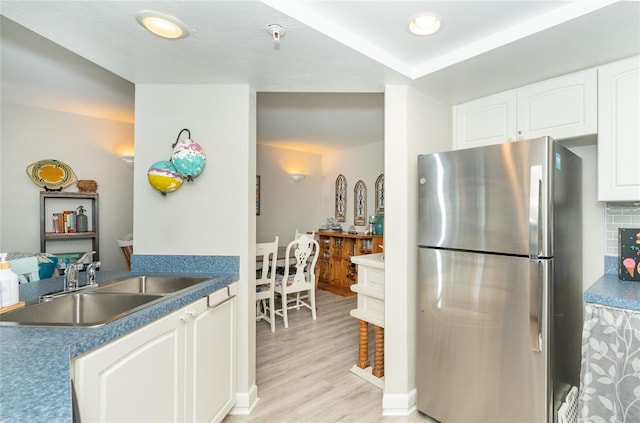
383;85;451;415
256;144;322;245
134;85;252;255
134;84;256;410
0;103;134;270
566;144;606;290
321;142;384;231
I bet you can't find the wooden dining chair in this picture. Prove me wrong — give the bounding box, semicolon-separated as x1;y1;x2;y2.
117;234;133;270
274;234;319;329
256;236;279;332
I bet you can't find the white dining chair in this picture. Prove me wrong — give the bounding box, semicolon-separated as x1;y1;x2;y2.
274;234;319;328
256;236;279;332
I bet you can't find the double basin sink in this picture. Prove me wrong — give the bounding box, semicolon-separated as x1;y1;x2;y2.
0;275;210;327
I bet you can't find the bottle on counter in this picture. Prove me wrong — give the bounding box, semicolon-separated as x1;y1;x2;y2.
76;205;88;232
0;253;19;308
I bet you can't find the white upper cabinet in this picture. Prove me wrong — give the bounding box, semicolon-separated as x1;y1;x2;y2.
453;91;517;149
597;56;640;202
516;69;597;140
454;69;597;150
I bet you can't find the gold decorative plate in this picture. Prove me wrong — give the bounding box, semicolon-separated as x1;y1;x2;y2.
26;159;77;190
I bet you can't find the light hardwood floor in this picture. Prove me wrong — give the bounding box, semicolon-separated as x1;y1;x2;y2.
223;290;436;423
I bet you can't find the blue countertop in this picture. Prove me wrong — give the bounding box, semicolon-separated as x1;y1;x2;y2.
584;273;640;311
0;255;239;422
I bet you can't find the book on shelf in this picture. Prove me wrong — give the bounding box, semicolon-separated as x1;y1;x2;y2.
52;210;84;233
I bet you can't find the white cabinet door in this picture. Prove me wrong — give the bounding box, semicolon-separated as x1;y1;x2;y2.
74;305;187;422
186;284;237;423
453;91;517;150
454;69;598;150
74;287;237;423
517;69;597;141
597;56;640;202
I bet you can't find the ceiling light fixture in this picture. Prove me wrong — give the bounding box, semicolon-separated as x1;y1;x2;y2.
135;10;189;39
409;14;441;36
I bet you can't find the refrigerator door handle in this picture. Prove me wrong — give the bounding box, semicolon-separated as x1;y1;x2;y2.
529;262;543;352
529;165;542;260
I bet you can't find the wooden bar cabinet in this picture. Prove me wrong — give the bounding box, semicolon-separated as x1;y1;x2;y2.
315;230;383;297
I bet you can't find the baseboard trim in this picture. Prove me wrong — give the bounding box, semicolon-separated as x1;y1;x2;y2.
229;384;259;415
350;364;384;389
382;389;417;416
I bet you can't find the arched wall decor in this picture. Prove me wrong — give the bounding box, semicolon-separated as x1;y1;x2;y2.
375;174;384;215
354;180;367;226
335;174;347;222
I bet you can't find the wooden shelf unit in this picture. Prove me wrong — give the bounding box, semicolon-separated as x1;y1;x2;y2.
40;191;99;262
316;231;383;297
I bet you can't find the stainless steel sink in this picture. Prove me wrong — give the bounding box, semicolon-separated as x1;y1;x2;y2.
0;293;163;327
0;275;211;327
94;275;210;295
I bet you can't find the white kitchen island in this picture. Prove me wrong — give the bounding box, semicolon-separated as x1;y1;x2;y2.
350;252;385;388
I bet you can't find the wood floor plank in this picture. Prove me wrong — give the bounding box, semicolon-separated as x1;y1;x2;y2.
223;290;436;423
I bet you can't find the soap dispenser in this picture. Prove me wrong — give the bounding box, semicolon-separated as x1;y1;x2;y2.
0;253;19;308
76;205;88;232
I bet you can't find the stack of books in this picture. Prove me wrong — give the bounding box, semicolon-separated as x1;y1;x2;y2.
52;211;80;233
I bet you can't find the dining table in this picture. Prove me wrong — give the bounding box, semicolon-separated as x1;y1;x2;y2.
257;246;315;266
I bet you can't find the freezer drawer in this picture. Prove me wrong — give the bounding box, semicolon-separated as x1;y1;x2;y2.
417;248;550;423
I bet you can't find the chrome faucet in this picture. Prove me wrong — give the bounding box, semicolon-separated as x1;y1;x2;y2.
62;251;97;292
86;261;101;286
64;263;82;291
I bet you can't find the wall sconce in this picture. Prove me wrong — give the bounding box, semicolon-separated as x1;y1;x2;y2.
289;173;306;183
119;155;134;168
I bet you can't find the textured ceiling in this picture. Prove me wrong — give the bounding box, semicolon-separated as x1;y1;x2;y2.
1;1;638;152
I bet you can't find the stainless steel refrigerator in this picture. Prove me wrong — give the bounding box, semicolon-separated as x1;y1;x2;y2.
417;137;582;423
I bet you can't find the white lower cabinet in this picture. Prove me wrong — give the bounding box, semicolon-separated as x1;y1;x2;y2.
188;285;236;423
73;283;237;423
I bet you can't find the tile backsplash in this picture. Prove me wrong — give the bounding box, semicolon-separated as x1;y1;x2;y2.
605;203;640;256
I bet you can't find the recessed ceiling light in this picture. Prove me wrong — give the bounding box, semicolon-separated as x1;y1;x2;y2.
409;14;441;36
135;10;189;39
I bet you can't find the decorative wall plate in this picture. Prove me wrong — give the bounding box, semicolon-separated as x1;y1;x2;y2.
26;159;77;191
